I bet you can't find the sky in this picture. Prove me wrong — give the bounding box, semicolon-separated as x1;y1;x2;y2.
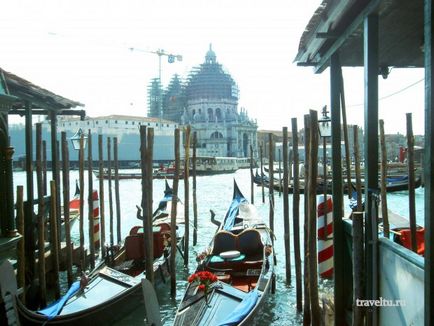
0;0;425;135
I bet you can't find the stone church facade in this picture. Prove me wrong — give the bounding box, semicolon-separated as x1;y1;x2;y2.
148;45;257;158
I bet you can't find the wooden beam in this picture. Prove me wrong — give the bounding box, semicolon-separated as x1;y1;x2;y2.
424;0;434;324
314;0;382;73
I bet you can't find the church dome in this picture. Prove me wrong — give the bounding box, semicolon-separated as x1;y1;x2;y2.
185;45;239;101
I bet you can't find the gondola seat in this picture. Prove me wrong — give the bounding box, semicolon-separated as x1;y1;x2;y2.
208;229;264;271
124;229;166;261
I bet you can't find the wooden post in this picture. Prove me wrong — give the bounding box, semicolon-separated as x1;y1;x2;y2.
16;186;26;303
43;140;47;195
140;126;154;284
146;129;155;283
291;118;302;312
184;126;191;266
170;129;181;297
379;120;390;238
406;113;417;252
282;127;291;283
340;75;352;198
107;137;114;248
278;148;282;196
353;211;365;326
98;135;106;258
114;137;121;244
260;143;265;203
192;132;198;246
87;131;95;269
249;144;254;204
268;133;275;239
35;123;46;306
353;126;363;212
308;110;321;325
61;132;73;286
79;134;86;271
49;180;61;299
303;114;311;325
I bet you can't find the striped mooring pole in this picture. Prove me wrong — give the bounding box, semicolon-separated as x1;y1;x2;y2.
92;189;101;250
317;195;333;278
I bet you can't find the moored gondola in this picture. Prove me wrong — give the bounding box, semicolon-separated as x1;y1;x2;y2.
11;180;184;325
173;180;275;326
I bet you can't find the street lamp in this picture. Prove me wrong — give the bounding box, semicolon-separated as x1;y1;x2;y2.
318;105;331;240
70;128;88;151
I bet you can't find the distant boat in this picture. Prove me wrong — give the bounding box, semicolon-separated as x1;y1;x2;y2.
186;156;239;175
93;166;183;180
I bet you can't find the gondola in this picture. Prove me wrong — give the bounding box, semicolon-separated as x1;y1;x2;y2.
173;181;275;326
12;180;184;325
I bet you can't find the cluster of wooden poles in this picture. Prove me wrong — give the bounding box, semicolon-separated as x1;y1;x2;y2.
245;109;420;325
138;125;201;298
15;122;127;307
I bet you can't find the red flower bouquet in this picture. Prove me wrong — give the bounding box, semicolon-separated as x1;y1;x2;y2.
188;271;218;304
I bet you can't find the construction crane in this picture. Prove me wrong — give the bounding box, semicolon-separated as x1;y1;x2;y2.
129;47;183;125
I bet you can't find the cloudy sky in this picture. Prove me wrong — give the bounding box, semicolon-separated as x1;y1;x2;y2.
0;0;425;134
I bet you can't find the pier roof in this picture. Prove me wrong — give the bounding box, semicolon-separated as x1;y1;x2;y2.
1;68;84;110
294;0;424;73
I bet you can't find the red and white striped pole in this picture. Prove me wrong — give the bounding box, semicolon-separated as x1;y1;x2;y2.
92;189;100;250
317;194;333;278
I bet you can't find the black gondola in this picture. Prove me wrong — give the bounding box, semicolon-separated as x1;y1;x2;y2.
173;180;276;326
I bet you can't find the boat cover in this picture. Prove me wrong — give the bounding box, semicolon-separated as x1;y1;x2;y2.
222;191;247;231
216;289;259;326
37;281;80;319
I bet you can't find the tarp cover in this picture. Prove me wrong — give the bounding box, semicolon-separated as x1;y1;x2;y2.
37;281;80;319
222;191;247;231
217;290;259;326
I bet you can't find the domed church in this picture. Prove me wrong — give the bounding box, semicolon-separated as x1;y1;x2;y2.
148;45;258;158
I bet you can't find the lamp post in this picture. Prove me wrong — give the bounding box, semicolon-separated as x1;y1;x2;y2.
318;106;331;240
0;71;18;237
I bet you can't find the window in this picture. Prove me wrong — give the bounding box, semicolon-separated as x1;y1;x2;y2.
132;121;135;125
105;120;108;124
96;121;99;125
115;120;118;124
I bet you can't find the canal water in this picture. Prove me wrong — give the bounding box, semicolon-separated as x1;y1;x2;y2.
13;169;424;325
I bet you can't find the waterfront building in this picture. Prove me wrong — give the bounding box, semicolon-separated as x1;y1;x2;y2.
149;45;258;158
10;115;179;164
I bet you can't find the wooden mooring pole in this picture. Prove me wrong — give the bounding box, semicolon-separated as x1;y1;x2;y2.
79;134;86;271
42;140;47;196
61;132;74;286
146;128;154;283
184;126;191;267
88;131;95;269
291;118;302;312
268;133;275;240
170;129;181;297
406;113;417;252
353;126;363;212
282;126;291;283
114;137;122;244
98;135;106;258
107;137;114;248
192;132;198;246
260;143;265;203
16;185;26;304
303;114;311;325
278;148;282;196
35;123;46;306
250;144;254;204
352;211;365;325
308;110;320;325
379;120;390;238
49;180;61;299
